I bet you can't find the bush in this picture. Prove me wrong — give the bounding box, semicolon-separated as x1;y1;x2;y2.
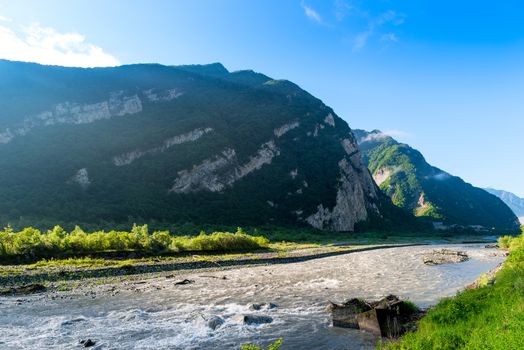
241;339;282;350
498;235;513;249
0;224;270;261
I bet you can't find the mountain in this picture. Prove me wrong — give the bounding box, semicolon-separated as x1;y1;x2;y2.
353;129;520;232
0;59;410;232
484;188;524;224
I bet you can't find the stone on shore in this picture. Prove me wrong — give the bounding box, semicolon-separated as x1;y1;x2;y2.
423;249;469;265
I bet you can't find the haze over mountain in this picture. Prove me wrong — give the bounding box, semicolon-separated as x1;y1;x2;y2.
353;129;519;232
0;59;416;232
484;188;524;224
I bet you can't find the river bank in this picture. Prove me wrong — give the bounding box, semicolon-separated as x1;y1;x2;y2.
0;243;506;349
382;232;524;350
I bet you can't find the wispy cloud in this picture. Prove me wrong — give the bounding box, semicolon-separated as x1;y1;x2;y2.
359;132;389;143
353;31;371;51
0;15;11;22
352;10;405;51
0;22;120;67
359;129;411;143
301;1;323;24
334;0;353;21
381;33;399;43
383;129;411;139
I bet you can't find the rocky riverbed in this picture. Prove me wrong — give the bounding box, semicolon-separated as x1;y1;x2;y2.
0;244;506;349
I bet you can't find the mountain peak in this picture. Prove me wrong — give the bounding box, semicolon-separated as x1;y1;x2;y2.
0;60;396;232
177;62;229;77
357;129;519;231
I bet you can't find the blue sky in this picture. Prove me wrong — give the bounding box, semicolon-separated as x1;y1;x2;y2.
0;0;523;196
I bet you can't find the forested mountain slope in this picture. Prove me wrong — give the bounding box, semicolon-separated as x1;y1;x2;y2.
0;60;407;231
354;129;519;231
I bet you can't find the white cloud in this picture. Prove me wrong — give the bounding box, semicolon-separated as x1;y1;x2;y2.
426;172;451;181
353;30;371;51
383;129;411;139
301;2;323;24
381;33;398;43
359;132;389;143
359;129;411;143
0;22;119;67
0;15;11;22
353;10;404;51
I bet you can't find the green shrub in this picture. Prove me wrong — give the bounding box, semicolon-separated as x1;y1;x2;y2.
241;339;282;350
0;224;270;261
498;235;513;249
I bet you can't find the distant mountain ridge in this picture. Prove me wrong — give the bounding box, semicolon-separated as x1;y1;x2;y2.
484;188;524;224
0;59;412;231
353;129;519;231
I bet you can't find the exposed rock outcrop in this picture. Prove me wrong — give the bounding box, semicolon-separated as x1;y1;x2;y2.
0;92;142;144
143;88;183;102
306;135;379;231
324;113;336;127
72;168;91;189
274;120;299;137
170;140;280;193
113;127;213;166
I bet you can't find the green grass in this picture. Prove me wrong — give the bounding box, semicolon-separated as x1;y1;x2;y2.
381;228;524;349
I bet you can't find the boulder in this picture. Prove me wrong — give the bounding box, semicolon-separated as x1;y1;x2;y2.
357;308;402;338
423;249;469;265
248;302;278;311
328;298;371;329
207;316;225;330
330;295;423;338
232;314;273;325
192;314;225;330
80;339;96;348
174;279;194;285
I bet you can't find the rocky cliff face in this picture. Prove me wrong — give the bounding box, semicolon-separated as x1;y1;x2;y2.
0;59;384;231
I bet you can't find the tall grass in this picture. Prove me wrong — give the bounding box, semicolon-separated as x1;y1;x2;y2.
381;228;524;349
0;224;269;261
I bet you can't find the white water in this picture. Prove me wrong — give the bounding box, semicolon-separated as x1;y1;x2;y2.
0;244;505;349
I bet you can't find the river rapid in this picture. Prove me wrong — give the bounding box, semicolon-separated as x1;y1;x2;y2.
0;244;505;350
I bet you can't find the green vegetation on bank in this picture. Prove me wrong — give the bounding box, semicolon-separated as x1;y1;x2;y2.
0;221;506;265
382;228;524;349
241;339;282;350
0;224;269;262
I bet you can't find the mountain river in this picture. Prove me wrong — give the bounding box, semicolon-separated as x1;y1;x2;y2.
0;244;505;349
